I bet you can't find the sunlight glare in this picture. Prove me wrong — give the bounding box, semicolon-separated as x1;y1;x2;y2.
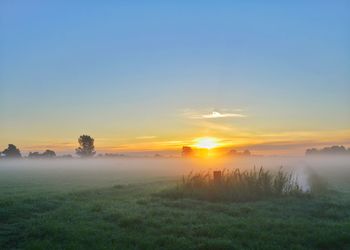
194;137;219;149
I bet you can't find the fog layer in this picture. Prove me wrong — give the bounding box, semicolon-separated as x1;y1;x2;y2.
0;157;349;195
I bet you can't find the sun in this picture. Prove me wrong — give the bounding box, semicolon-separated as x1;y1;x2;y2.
194;137;219;149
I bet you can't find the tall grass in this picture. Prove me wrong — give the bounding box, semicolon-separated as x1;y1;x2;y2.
161;167;305;202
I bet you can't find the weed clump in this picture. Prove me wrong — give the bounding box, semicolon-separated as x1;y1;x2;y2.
160;167;306;202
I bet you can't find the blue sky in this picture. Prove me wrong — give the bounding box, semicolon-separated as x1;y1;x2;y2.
1;1;349;155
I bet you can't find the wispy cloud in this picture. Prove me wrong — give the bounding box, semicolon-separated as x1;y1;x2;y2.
202;111;246;119
184;109;246;119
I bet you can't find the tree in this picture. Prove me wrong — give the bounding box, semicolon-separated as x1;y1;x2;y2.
75;135;96;157
2;144;22;158
28;152;41;159
59;154;73;159
306;148;319;156
182;146;193;158
42;149;56;158
28;150;56;159
228;149;238;156
227;149;251;157
243;150;251;156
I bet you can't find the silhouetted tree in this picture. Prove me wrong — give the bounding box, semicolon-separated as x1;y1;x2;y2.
243;150;251;156
104;153;126;158
227;149;251;157
182;146;194;158
76;135;96;157
228;149;238;156
2;144;21;158
59;154;73;159
28;152;41;158
305;148;318;156
42;149;56;158
28;150;56;159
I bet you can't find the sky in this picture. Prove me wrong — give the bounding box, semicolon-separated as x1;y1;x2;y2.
1;1;350;156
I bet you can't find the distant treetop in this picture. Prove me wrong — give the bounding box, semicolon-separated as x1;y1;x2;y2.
76;135;96;157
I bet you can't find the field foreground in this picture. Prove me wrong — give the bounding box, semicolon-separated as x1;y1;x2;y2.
1;159;350;249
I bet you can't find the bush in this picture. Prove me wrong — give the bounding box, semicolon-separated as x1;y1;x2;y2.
160;167;306;202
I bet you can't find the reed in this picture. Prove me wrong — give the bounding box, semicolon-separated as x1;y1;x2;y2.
162;167;305;202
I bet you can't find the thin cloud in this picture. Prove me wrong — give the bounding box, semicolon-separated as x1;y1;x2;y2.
184;110;246;119
202;111;246;119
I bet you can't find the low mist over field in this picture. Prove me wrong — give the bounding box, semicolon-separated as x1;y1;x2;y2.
1;156;349;194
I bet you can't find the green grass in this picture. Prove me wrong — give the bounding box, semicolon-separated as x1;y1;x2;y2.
0;168;350;249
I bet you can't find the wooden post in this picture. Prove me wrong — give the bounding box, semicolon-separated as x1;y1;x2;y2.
213;171;222;184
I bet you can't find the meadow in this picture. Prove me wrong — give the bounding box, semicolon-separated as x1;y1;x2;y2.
1;158;350;249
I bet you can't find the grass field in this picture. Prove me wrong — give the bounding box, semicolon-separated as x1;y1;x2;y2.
1;158;350;249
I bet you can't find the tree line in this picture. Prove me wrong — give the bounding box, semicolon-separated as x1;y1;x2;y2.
305;145;350;156
182;146;251;158
0;135;95;159
2;136;349;159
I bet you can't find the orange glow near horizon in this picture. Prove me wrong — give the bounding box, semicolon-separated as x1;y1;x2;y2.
3;128;350;156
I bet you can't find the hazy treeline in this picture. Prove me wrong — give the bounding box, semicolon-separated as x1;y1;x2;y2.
181;146;252;158
306;145;350;156
0;135;94;159
1;134;349;159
